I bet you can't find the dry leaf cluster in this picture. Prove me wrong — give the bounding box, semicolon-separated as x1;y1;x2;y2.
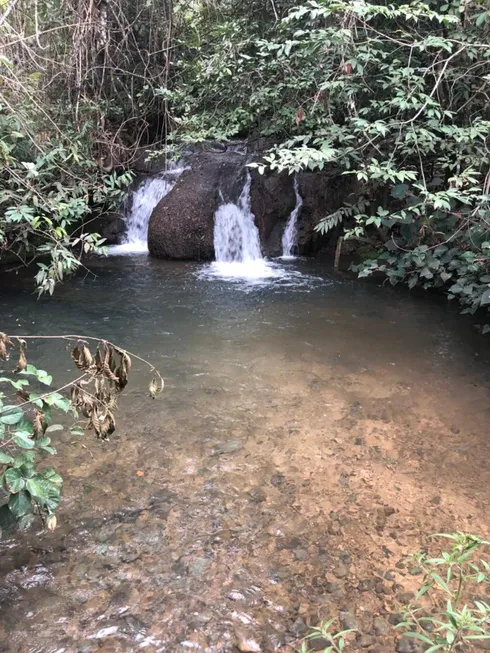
0;332;164;440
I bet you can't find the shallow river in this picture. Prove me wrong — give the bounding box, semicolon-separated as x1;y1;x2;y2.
0;257;489;652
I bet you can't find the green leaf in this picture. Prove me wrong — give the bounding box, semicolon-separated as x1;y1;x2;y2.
8;490;32;518
0;452;14;464
13;433;35;449
403;632;436;645
0;377;29;390
37;371;53;386
391;183;409;200
22;364;39;376
431;572;451;594
13;451;35;468
41;467;63;486
4;467;25;493
480;289;490;306
71;426;85;437
0;408;24;425
26;477;53;501
53;398;71;413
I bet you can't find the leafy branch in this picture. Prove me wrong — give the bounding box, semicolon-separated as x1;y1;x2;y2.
0;332;163;536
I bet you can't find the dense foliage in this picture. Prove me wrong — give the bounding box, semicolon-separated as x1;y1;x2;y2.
2;0;490;320
167;0;490;325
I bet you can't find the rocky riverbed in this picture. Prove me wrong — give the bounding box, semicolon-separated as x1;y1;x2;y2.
0;257;489;652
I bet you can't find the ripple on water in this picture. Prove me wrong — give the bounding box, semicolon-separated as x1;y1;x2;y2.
197;258;327;290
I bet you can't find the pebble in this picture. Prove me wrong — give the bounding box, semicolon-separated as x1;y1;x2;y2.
333;562;348;578
309;637;332;651
375;581;391;595
339;611;358;631
212;440;242;456
294;548;309;561
248;488;266;503
358;579;375;592
397;592;415;603
235;631;261;652
388;613;404;626
289;617;307;637
325;582;343;596
396;638;424;653
359;634;375;648
189;557;211;576
408;567;423;576
373;617;390;636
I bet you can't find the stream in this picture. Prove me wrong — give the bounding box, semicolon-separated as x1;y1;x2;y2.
0;255;489;652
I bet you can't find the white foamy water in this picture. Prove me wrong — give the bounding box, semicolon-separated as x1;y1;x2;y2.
203;171;313;284
108;168;184;255
209;172;280;281
281;176;303;258
213;172;262;264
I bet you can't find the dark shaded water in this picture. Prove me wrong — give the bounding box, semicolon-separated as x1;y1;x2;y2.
0;257;489;652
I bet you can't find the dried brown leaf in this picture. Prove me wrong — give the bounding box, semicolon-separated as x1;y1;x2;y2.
95;344;118;382
90;407;115;439
0;332;13;361
115;352;131;392
15;339;27;373
149;374;164;399
72;342;94;372
33;410;47;438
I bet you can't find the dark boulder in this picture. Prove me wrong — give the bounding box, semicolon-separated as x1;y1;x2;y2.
101;215;126;245
147;147;358;261
250;166;358;257
250;168;296;257
148;151;245;260
297;169;358;255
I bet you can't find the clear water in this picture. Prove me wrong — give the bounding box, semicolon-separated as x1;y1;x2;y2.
281;177;303;258
0;257;489;650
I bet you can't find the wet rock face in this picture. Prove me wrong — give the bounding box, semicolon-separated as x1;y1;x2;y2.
249;168;296;257
147;147;358;260
297;170;358;255
148;151;245;260
101;215;126;244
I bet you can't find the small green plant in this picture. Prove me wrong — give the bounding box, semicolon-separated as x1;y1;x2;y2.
299;618;356;653
398;533;490;652
299;535;489;652
0;332;164;536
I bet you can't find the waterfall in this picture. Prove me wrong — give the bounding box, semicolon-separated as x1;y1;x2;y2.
214;172;263;264
205;171;307;282
108;167;183;255
282;176;303;258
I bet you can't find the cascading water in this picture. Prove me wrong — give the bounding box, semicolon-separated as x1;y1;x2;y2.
203;171;308;284
213;172;262;264
108;167;183;255
281;176;303;258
